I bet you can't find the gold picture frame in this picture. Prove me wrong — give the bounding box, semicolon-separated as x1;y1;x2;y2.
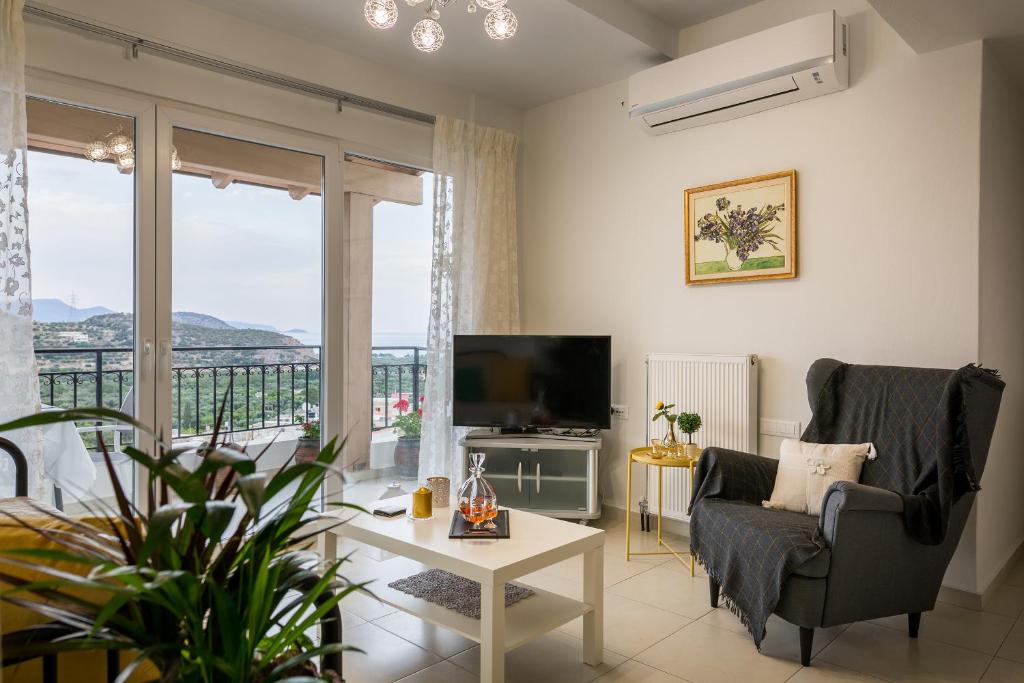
684;170;797;285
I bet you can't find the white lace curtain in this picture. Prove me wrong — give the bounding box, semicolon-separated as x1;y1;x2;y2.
419;115;520;482
0;0;44;499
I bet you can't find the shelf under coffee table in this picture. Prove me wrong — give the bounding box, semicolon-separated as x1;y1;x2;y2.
322;496;604;683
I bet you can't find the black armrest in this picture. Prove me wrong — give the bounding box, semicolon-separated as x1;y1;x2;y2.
0;437;27;497
689;447;779;512
819;480;903;545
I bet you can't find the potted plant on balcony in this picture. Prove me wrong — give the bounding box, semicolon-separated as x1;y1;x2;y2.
392;397;422;479
0;403;363;682
293;417;321;464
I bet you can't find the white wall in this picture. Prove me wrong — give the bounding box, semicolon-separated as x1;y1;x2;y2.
25;0;523;169
521;0;992;590
976;44;1024;593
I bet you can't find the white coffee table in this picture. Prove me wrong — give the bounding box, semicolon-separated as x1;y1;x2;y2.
323;496;604;683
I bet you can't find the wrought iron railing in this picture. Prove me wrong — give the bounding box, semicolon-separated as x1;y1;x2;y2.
371;346;427;431
34;345;427;440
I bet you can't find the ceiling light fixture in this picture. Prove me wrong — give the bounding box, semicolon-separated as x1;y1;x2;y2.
364;0;399;29
411;17;445;52
484;6;517;40
365;0;518;53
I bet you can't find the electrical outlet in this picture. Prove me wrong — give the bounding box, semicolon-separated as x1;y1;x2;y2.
611;404;629;420
759;418;802;438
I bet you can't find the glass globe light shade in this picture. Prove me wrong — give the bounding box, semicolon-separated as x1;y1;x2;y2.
116;151;135;172
411;18;444;52
84;139;108;161
364;0;398;29
107;133;133;156
171;146;182;171
484;7;517;40
476;0;506;8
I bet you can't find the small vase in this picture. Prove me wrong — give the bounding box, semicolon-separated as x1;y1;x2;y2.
725;248;744;271
662;423;678;453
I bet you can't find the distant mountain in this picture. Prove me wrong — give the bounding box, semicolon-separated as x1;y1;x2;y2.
284;328;308;334
34;313;311;369
227;321;278;332
172;312;234;330
33;298;116;323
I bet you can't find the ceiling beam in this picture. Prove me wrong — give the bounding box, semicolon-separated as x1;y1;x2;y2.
867;0;1024;53
344;163;423;206
564;0;679;59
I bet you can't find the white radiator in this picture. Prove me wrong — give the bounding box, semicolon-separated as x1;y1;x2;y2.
645;353;758;521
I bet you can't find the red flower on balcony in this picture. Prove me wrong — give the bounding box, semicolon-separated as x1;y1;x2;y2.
393;397;410;413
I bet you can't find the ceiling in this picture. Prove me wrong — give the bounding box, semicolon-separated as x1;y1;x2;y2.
187;0;761;109
867;0;1024;88
630;0;764;31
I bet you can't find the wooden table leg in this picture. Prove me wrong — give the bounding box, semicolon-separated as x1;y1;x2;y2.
480;576;506;683
583;546;604;666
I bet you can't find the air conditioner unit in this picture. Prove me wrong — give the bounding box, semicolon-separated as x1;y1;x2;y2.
628;10;849;134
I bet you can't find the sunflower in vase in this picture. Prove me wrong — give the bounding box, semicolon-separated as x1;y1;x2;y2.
651;401;682;456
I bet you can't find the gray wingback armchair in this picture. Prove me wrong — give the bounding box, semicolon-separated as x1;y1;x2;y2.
692;360;1004;666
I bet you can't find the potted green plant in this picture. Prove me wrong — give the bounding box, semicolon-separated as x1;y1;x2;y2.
392;397;422;479
293;417;321;464
0;403;363;682
676;412;703;460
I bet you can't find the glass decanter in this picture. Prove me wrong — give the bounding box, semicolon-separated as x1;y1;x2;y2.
458;452;499;530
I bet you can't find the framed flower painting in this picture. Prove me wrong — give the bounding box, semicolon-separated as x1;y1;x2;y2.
684;170;797;285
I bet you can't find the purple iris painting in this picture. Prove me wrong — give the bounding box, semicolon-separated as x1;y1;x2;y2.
694;196;786;272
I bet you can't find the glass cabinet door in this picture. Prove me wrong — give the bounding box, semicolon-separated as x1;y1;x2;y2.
471;446;530;509
531;449;589;512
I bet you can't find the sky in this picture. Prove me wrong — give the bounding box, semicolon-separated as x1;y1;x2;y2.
27;150;433;344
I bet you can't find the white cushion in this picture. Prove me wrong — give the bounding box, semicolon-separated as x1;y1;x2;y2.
763;439;876;516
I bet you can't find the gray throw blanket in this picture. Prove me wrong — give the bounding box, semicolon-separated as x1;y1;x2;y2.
803;359;1001;545
688;448;826;648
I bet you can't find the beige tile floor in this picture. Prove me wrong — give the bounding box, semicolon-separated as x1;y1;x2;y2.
332;518;1024;683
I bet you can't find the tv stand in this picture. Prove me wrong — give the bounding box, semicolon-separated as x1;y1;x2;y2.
459;431;601;522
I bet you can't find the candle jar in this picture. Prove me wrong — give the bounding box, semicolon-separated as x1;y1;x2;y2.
411;486;433;520
427;476;450;507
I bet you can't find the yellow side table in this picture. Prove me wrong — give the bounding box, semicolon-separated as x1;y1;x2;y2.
625;446;699;576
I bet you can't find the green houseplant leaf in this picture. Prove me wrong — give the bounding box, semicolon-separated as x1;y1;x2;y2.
0;399;364;683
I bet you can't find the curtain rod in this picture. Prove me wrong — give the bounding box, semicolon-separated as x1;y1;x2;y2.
23;2;437;126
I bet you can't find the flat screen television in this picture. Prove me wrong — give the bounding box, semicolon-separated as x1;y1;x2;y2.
452;335;611;431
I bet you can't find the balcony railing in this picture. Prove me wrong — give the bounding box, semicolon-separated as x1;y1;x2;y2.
34;345;427;441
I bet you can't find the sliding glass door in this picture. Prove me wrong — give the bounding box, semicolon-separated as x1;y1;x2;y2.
19;82;343;508
22;81;156;509
155;108;342;495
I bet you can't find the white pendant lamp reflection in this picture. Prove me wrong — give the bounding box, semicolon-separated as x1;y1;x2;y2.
84;139;108;161
82;128;183;175
365;0;517;52
116;151;135;174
